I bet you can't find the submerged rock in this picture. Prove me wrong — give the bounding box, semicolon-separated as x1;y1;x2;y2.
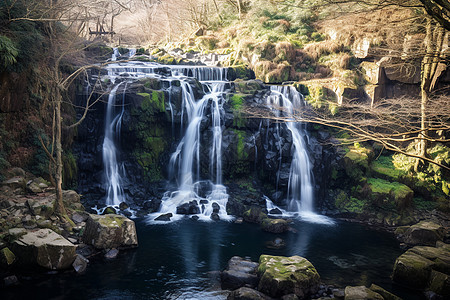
221;256;259;290
260;218;289;233
258;255;320;298
72;254;89;273
82;214;138;249
227;287;271;300
344;286;383;300
105;248;119;259
12;229;76;270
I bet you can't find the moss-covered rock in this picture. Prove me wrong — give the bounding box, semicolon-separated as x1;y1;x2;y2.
369;284;402;300
82;214;138;249
343;144;372;181
367;178;413;210
258;255;320;298
403;221;445;246
429;270;450;297
0;247;16;266
344;286;383;300
371;156;404;181
392;250;434;289
243;206;267;224
260;218;289;233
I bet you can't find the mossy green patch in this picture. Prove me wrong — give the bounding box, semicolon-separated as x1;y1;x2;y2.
97;215;125;228
367;178;413;210
230;94;247;128
234;129;248;160
371;155;405;180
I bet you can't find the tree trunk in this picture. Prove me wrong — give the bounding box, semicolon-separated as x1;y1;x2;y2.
53;87;68;217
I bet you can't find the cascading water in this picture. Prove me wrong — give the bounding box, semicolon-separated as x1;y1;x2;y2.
266;86;334;224
157;71;232;222
98;58;232;221
103;82;126;207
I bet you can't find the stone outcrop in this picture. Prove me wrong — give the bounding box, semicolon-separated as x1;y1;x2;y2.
395;221;446;246
344;286;383;300
11;228;76;270
392;242;450;297
257;255;320;298
221;256;259;290
260;218;289;233
82;214;138;249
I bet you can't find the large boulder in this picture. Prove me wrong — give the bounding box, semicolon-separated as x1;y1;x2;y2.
221;256;259;290
403;221;445;246
11;229;76;270
392;243;450;293
257;255;320;298
344;286;383;300
82;214;138;249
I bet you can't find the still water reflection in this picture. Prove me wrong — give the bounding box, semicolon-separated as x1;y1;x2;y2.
2;219;417;300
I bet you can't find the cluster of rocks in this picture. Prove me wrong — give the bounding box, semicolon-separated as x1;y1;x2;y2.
391;221;449;298
221;255;402;300
0;168;138;287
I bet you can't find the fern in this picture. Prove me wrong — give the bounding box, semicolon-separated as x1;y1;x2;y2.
0;35;18;69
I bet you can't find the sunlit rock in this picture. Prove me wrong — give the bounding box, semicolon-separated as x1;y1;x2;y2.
82;214;138;249
258;255;320;298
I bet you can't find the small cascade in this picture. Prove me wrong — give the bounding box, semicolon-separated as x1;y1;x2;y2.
266;86;334;224
111;47;120;61
103;82;127;206
128;48;136;57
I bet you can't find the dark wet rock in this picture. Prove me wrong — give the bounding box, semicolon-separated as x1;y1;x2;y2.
119;202;129;210
369;284;402;300
191;215;199;221
155;213;173;221
227;287;271;300
235;217;244;224
212;202;220;213
76;244;95;257
221;256;259;290
104;248;119;259
4;275;19;286
143;198;161;213
243;207;267;224
258;255;320;298
401;221;445;246
344;286;383;300
72;254;89;273
265;238;286;249
269;208;282;215
211;212;220;221
281;295;298;300
261;218;289;233
176;200;200;215
82;214;138;249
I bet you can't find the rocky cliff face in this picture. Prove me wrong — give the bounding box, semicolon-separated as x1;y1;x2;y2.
73;74;339;212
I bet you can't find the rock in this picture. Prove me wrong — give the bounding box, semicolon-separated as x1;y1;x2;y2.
281;295;299;300
72;254;89;273
27;181;43;193
235;217;244;224
4;275;19;286
155;213;173;221
227;287;271;300
261;218;288;233
2;176;25;189
392;250;434;288
119;202;129;210
269;208;282;215
191;215;199;221
369;284;402;300
429;270;450;297
0;247;16;266
344;286;383;300
12;229;76;270
102;206;117;215
176;200;200;215
72;212;88;224
221;256;259;290
403;221;445;246
212;202;220;213
143;198;161;213
332;288;345;299
105;248;119;259
82;214;138;249
211;212;220;221
243;207;267;224
258;255;320;298
409;246;450;274
266;237;286;249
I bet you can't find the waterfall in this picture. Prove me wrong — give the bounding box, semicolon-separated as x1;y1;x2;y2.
103;82;127;206
157;69;232;222
266;86;334;224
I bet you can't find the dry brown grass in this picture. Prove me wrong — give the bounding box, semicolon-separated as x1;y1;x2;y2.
304;40;344;60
